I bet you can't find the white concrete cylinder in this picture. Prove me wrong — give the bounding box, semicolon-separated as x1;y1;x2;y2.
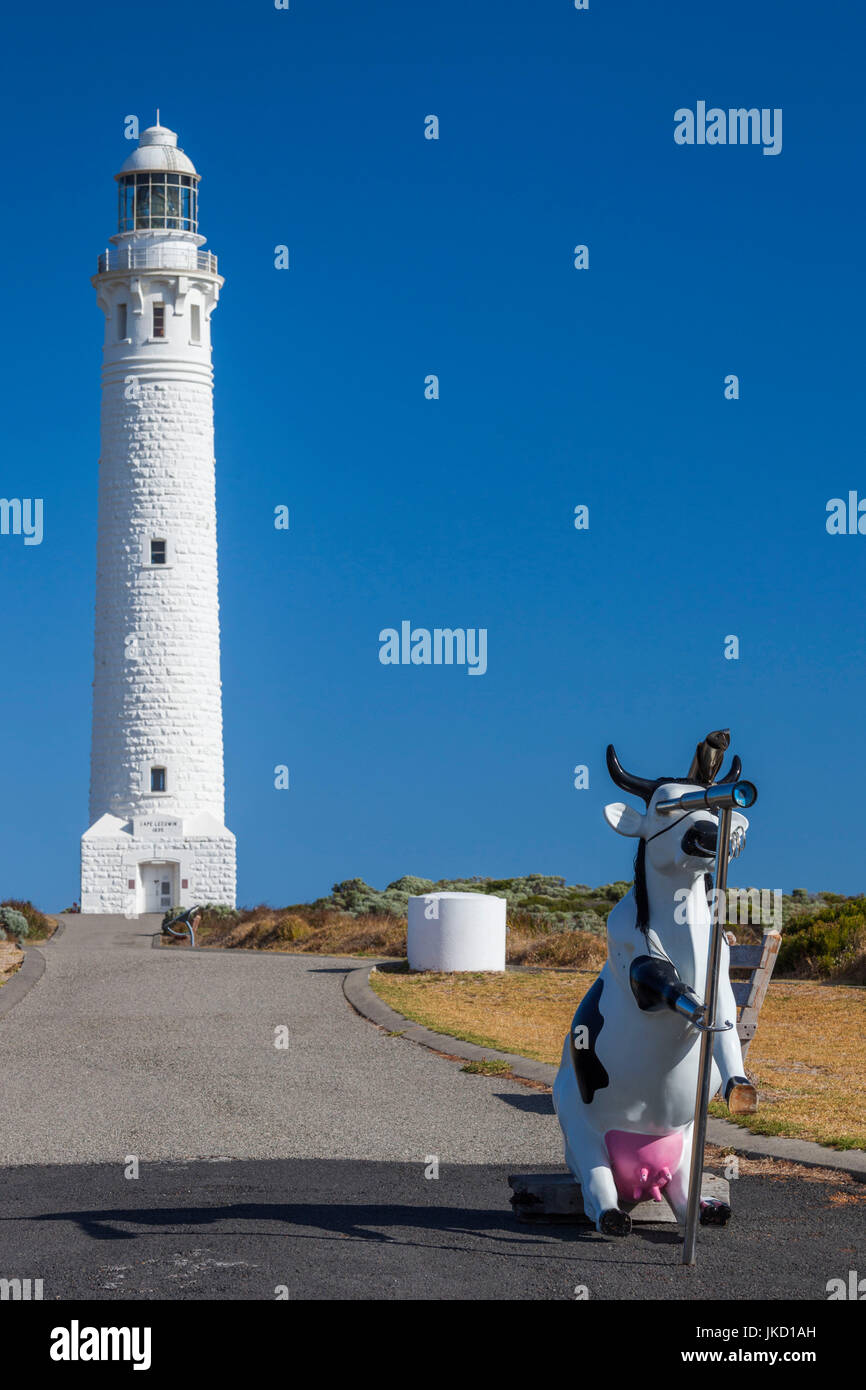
407;892;506;972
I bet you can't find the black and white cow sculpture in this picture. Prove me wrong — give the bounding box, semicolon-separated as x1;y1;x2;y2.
552;732;756;1237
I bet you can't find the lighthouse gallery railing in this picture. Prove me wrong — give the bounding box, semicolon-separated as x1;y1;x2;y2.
97;247;218;274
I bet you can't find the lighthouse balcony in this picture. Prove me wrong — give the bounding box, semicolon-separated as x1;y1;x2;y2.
97;246;218;275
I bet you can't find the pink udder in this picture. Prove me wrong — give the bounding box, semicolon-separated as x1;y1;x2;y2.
604;1129;684;1204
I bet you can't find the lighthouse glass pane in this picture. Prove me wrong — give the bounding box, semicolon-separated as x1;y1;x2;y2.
119;179;134;231
180;186;191;228
152;303;166;338
150;539;167;564
150;767;166;793
135;177;150;228
165;183;181;228
150;178;166;220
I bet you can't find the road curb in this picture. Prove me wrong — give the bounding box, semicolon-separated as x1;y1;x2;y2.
344;962;866;1180
0;947;45;1019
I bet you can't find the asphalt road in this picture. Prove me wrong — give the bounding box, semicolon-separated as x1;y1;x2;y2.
1;1154;860;1301
0;916;860;1300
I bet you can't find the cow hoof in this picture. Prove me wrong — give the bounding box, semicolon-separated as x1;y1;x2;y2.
700;1198;732;1227
726;1077;758;1115
599;1208;632;1237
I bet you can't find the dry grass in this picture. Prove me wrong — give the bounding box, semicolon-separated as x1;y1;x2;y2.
370;969;866;1150
372;968;595;1063
183;910;408;959
702;1143;865;1190
0;940;24;987
507;930;607;969
723;979;866;1149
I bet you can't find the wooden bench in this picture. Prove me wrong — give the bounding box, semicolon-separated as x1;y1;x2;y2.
727;925;782;1059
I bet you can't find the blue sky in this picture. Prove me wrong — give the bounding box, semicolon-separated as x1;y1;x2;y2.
1;0;864;908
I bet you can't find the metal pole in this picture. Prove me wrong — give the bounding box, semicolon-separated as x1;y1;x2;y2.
682;803;733;1266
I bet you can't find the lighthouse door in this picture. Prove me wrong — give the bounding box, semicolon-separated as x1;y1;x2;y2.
140;863;176;914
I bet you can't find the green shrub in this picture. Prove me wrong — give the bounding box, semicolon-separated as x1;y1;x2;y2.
576;910;607;934
0;907;30;939
777;897;866;980
1;900;50;937
385;876;435;896
601;882;631;903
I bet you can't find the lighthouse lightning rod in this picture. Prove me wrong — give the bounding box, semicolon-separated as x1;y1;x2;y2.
655;779;758;1266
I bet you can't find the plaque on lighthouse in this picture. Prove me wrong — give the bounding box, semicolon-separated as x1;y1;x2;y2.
81;119;236;917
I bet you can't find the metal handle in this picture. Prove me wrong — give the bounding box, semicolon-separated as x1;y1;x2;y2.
691;1017;733;1034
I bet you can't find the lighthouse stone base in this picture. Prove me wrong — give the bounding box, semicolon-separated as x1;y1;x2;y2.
81;811;235;916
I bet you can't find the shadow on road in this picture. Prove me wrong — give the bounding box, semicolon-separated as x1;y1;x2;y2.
0;1156;850;1299
30;1198;602;1247
494;1092;554;1115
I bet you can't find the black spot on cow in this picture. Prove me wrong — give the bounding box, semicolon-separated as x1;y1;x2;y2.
569;975;609;1104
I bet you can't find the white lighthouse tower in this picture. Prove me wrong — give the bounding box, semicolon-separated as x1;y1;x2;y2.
81;118;236;915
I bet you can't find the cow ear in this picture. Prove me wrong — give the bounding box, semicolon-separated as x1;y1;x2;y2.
603;801;645;837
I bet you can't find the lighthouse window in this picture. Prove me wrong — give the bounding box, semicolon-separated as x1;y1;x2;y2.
150;539;167;565
135;179;150;228
152;303;166;338
150;180;166;221
165;176;181;229
121;172;199;233
117;303;128;340
190;305;201;343
150;767;167;793
119;177;135;231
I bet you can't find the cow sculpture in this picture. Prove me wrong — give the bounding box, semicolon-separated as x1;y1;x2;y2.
552;730;756;1237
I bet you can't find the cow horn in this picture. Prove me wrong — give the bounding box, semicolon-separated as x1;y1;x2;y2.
687;729;731;785
716;754;742;784
606;744;656;802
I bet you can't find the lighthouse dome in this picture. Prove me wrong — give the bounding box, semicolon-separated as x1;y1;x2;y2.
118;122;198;176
